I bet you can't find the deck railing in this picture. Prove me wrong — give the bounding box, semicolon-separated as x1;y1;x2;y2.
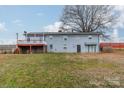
17;40;47;45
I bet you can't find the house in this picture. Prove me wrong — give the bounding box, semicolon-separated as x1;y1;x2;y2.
17;32;100;53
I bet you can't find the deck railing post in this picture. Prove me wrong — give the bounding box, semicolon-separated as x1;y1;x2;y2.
30;45;32;54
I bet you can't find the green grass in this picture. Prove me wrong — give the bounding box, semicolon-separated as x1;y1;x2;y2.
0;53;123;88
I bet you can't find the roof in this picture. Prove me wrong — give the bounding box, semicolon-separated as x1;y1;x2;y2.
27;32;100;35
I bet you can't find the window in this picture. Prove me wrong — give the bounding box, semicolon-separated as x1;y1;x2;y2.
40;38;42;42
64;38;67;40
50;44;53;49
27;37;30;42
64;46;67;49
63;36;68;41
64;44;67;49
88;35;92;39
49;36;53;40
64;44;67;46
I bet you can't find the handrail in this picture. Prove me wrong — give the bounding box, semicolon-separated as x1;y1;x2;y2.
17;40;47;44
18;40;42;41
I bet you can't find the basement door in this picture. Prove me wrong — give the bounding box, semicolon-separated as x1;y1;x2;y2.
77;45;81;53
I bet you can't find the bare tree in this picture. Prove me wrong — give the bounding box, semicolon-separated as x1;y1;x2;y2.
60;5;118;33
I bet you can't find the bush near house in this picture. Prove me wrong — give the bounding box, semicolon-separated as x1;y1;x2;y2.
102;47;113;53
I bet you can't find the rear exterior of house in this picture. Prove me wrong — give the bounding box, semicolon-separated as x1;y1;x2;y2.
17;32;100;53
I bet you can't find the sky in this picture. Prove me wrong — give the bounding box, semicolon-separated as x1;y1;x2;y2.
0;5;64;44
0;5;124;44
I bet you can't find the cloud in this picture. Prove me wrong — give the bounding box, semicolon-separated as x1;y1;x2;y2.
12;19;22;23
111;29;119;42
36;13;44;16
43;22;62;32
0;23;7;32
113;6;124;29
12;19;24;27
0;39;16;45
108;6;124;42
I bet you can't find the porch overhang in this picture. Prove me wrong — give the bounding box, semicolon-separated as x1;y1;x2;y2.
85;42;97;46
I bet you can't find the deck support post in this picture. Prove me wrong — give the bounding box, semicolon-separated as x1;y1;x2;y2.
43;45;45;53
30;45;32;54
43;45;46;53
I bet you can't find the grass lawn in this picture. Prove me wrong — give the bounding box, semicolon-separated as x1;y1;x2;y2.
0;52;124;88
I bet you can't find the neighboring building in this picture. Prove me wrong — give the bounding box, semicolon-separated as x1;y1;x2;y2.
0;45;16;54
100;42;124;50
17;32;100;53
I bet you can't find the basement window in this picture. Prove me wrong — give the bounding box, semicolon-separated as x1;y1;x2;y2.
63;36;68;41
64;46;67;49
64;44;67;49
50;44;53;49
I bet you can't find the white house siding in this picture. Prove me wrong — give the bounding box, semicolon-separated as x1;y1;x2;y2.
45;34;99;53
23;32;100;53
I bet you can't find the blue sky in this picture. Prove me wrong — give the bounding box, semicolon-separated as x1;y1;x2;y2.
0;5;64;44
0;5;123;44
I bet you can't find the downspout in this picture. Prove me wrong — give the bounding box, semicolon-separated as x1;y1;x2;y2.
98;33;100;52
43;32;45;53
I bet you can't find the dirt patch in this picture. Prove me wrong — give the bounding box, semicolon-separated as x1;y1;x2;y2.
66;52;124;64
0;54;7;62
